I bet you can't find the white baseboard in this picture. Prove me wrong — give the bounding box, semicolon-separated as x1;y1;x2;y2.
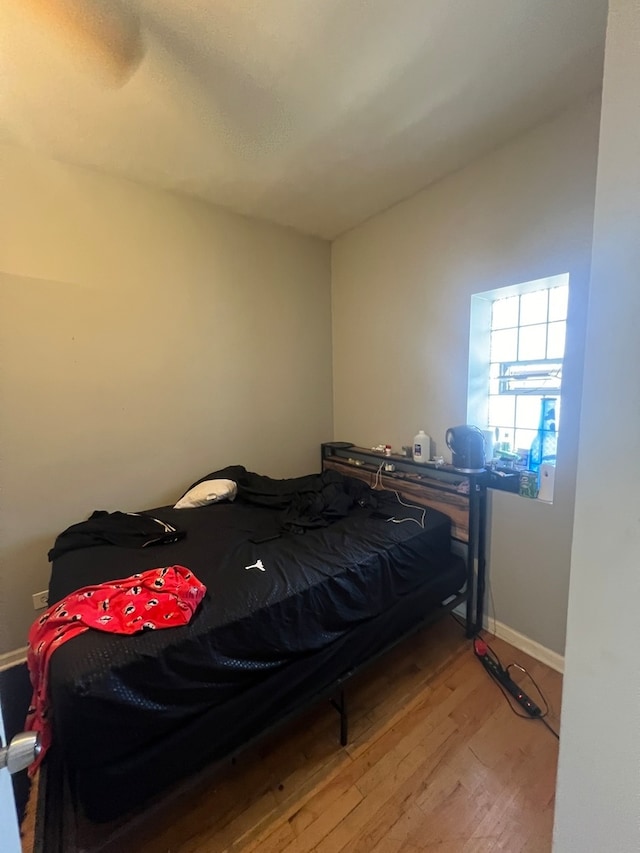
489;620;564;674
0;647;27;673
452;604;565;674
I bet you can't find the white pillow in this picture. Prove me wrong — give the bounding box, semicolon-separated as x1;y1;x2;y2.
173;479;237;509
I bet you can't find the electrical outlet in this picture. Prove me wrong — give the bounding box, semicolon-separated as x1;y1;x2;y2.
32;590;49;610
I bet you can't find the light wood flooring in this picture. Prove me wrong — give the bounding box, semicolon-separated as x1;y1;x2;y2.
23;618;562;852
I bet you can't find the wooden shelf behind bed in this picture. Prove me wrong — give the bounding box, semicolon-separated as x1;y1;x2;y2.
322;453;472;543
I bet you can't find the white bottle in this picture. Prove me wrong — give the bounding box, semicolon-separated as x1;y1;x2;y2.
413;430;430;463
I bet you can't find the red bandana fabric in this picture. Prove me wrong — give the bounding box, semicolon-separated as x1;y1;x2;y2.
25;565;206;773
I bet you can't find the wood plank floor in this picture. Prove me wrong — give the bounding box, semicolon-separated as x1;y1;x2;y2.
22;618;562;853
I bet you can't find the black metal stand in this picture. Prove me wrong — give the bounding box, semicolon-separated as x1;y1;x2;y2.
466;477;478;637
466;472;488;637
329;690;348;746
475;485;488;635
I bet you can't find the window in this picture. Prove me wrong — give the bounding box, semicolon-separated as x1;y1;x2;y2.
468;273;569;499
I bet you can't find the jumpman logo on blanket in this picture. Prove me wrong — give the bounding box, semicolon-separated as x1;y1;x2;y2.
245;559;265;572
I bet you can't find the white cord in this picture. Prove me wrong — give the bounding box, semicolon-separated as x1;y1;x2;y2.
391;490;426;528
369;461;426;528
371;461;385;490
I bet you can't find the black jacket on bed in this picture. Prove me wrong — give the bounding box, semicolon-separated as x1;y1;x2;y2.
183;465;378;533
49;469;374;563
48;511;185;562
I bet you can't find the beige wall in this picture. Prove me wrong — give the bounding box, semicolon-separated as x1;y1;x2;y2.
0;144;332;654
332;97;601;655
554;1;640;849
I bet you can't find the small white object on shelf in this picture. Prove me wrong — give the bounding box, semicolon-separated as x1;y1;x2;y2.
412;430;430;463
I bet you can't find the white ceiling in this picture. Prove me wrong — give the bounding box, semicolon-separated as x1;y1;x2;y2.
0;0;607;239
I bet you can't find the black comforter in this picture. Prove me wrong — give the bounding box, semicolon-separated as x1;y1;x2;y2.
44;468;465;820
181;465;378;532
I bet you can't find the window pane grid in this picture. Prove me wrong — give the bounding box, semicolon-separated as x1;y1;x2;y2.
549;285;569;321
486;284;567;463
519;289;549;326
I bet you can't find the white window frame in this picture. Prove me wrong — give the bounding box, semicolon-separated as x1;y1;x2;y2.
467;273;570;500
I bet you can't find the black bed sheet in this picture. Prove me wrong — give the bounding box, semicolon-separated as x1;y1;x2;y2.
47;486;459;772
43;467;470;826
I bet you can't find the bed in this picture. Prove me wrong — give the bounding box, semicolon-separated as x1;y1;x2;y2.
35;459;481;842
